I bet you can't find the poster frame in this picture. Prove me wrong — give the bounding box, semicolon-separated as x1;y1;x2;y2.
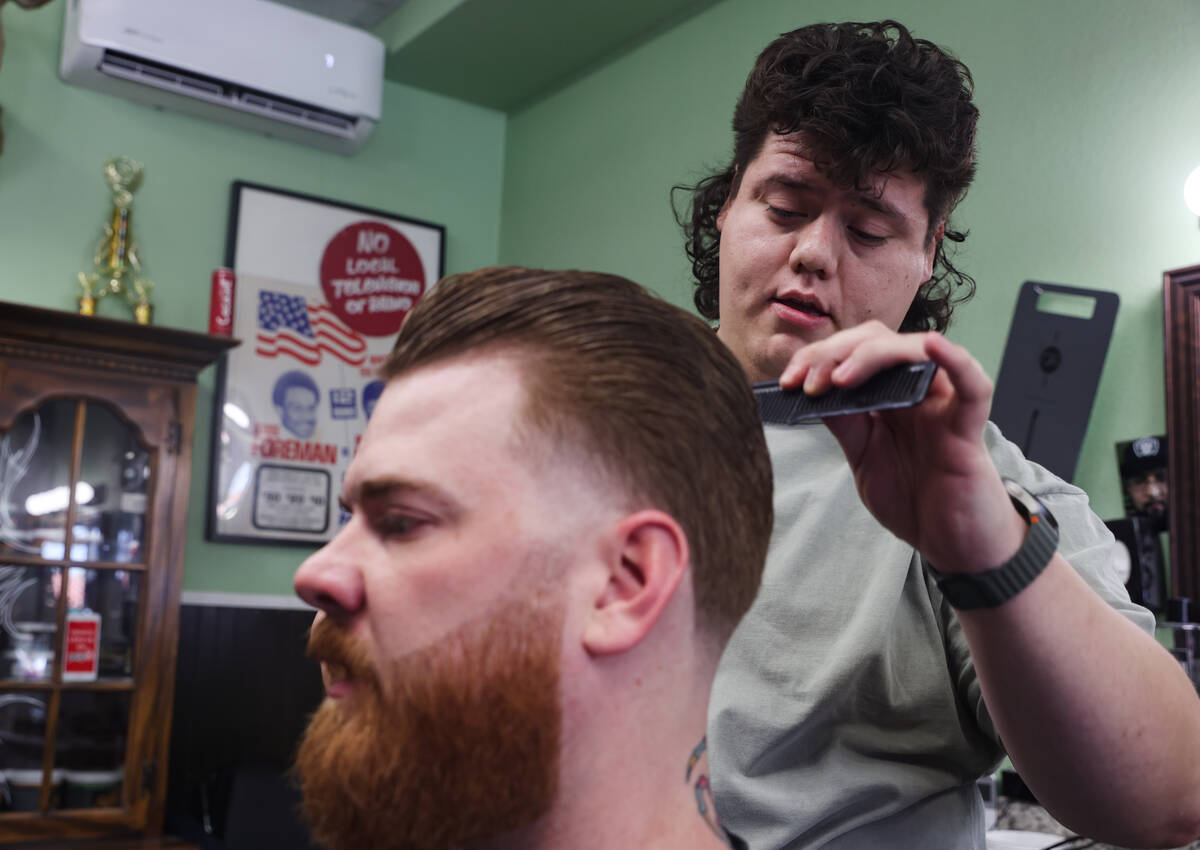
205;180;445;546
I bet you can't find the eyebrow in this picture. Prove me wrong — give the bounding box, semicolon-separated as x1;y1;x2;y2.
340;476;461;515
761;175;908;222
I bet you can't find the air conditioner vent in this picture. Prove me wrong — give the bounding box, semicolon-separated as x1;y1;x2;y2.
60;0;384;155
180;77;223;97
98;48;358;138
308;112;352;130
103;53;140;74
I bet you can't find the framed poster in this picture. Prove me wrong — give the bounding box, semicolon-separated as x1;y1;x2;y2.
207;181;445;544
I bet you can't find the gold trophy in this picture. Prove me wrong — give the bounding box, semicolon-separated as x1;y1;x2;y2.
78;157;155;324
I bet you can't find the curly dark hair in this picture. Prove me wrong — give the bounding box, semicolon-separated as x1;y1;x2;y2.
678;20;979;332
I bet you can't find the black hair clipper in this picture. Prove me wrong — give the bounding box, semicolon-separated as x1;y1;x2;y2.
754;361;938;425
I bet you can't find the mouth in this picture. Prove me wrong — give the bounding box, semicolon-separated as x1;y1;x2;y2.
320;661;354;699
771;293;832;327
773;293;828;315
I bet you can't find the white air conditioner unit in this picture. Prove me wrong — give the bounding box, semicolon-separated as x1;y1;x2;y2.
60;0;385;154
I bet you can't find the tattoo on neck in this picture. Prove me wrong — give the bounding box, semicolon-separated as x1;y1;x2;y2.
686;735;728;843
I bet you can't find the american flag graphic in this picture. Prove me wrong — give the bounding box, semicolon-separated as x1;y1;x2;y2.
256;290;367;367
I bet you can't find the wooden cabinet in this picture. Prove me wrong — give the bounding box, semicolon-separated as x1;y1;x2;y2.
0;302;233;843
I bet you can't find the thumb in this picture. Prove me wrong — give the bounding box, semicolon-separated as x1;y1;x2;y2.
822;411;873;468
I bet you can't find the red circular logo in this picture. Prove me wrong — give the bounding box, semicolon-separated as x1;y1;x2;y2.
319;222;426;337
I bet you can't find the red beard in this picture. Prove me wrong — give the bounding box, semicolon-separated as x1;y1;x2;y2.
293;598;564;850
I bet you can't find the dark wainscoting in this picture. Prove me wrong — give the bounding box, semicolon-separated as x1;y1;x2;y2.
165;603;323;850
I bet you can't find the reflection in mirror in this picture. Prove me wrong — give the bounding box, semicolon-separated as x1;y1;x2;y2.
67;566;140;680
0;691;50;812
75;402;150;564
54;690;128;810
0;566;60;682
0;401;78;560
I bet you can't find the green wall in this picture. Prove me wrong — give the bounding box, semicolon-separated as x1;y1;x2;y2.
499;0;1200;524
0;3;506;597
4;0;1198;599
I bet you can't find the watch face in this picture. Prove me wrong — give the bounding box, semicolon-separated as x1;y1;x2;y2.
1002;478;1059;530
1003;478;1039;518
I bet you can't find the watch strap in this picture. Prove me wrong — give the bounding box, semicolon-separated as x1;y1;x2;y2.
930;479;1059;610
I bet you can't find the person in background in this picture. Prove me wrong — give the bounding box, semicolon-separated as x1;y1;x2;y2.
680;19;1200;849
271;370;319;439
1120;435;1169;532
291;266;773;850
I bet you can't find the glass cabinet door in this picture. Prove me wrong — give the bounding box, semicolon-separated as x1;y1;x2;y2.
0;398;150;817
0;400;77;562
73;402;151;566
0;692;49;811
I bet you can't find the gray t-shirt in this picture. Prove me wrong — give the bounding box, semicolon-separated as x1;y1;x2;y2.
709;422;1154;850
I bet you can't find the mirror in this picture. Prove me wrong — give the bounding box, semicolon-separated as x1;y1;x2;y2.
1163;264;1200;598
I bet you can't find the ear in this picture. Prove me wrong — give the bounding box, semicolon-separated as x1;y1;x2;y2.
715;166;739;233
924;220;946;278
581;510;690;656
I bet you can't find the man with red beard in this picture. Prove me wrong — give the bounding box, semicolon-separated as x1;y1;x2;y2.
292;266;773;850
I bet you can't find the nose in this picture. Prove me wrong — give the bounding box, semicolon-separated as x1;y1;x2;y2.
787;213;839;280
294;528;365;618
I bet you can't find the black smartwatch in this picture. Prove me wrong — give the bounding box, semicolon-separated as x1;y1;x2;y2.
929;479;1059;610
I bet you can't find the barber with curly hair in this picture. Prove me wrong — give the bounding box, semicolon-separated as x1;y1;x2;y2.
681;20;1200;850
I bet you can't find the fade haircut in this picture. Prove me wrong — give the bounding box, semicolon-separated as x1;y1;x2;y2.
679;20;980;332
384;266;773;643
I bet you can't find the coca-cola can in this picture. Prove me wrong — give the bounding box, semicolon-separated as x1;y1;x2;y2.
209;268;235;335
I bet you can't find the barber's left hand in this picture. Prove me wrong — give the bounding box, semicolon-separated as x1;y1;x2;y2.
780;320;1026;575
